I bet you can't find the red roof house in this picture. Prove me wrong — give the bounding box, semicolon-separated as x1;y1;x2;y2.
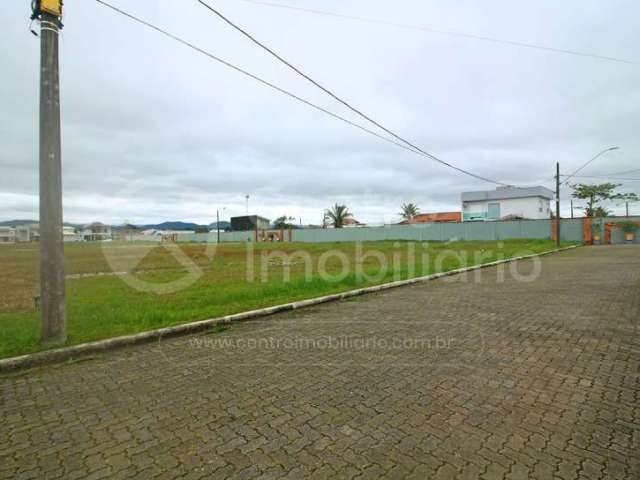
400;212;461;224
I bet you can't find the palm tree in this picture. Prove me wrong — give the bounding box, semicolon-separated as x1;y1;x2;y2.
399;202;420;222
273;216;295;229
325;204;352;228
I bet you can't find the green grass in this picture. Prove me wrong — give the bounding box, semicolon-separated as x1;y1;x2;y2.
0;239;573;358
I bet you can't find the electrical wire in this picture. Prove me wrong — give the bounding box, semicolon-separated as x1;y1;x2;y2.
560;175;640;181
97;0;507;186
94;1;451;163
560;147;620;186
197;0;509;186
230;0;638;66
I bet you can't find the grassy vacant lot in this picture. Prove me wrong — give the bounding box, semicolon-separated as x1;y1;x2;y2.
0;239;568;358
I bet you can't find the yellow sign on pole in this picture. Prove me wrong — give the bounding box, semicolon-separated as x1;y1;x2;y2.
40;0;63;17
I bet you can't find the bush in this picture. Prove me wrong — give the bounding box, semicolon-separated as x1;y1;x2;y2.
617;221;638;234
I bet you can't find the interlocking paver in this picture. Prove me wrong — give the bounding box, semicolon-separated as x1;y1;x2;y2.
1;245;639;479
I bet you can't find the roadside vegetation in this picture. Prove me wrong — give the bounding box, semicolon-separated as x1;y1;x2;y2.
0;239;570;358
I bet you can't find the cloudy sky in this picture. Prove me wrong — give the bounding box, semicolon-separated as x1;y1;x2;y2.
2;0;639;225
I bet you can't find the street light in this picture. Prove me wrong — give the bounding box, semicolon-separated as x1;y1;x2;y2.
562;146;620;186
555;146;620;247
216;207;226;244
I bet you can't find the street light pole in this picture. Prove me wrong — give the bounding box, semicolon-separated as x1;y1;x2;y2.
35;2;66;343
570;199;574;219
556;162;561;247
216;209;220;243
558;146;619;243
561;146;620;185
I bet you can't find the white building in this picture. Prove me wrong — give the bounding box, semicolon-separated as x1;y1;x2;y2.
0;226;16;243
15;224;39;242
80;222;112;241
461;186;554;221
63;226;82;242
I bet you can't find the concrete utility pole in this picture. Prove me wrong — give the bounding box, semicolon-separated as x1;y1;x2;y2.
555;162;561;247
216;209;220;243
34;1;66;343
570;199;574;219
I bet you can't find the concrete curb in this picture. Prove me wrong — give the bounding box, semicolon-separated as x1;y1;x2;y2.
0;245;579;372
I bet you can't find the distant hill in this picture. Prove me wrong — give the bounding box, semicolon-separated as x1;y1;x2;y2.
135;221;208;231
209;221;231;231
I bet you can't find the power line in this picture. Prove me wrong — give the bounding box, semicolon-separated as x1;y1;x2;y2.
197;0;508;186
93;1;453;166
96;0;509;186
97;0;506;186
560;174;640;181
230;0;639;66
560;146;619;186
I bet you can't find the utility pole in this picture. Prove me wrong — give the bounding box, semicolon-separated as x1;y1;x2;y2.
626;201;629;217
216;209;220;243
570;199;574;219
245;195;250;215
555;162;561;247
33;1;66;343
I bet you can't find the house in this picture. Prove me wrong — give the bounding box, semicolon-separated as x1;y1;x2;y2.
63;226;82;242
231;215;270;231
141;229;163;236
461;186;554;221
400;212;461;224
112;224;140;241
0;226;16;243
342;217;366;227
81;222;112;241
16;223;39;242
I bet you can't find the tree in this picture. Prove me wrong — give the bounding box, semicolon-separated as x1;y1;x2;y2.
571;183;625;217
399;202;420;222
593;206;611;218
273;216;295;229
325;204;352;228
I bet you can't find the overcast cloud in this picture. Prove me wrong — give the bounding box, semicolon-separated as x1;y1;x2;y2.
2;0;639;225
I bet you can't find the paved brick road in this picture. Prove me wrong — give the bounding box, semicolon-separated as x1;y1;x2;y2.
1;246;639;479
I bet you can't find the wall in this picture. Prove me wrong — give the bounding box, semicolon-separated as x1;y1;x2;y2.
601;217;640;245
128;235;162;242
164;216;639;245
176;231;254;243
463;197;551;221
290;220;556;243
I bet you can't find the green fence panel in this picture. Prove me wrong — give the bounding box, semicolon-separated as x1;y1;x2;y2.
176;233;214;243
197;216;638;244
521;219;551;239
439;222;465;241
495;221;521;239
220;231;254;242
559;219;583;242
391;225;422;241
463;222;495;241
